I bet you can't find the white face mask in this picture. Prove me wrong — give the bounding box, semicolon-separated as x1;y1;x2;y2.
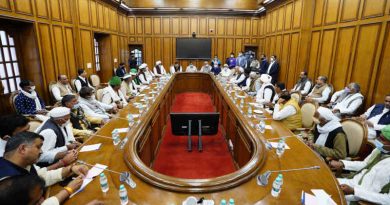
29;86;36;92
61;120;70;128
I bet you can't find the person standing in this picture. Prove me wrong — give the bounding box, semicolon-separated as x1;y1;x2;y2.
226;53;237;69
74;69;94;93
266;55;280;84
259;54;269;74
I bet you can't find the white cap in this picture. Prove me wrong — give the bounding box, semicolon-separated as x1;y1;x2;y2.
260;74;272;84
238;66;244;73
139;63;147;69
156;60;161;65
123;74;132;79
49;107;70;118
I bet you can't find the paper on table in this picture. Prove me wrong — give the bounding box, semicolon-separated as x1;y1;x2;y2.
265;125;273;129
132;114;140;118
254;110;263;114
79;143;101;152
116;128;129;133
269;142;291;149
304;192;318;205
311;189;337;205
70;164;107;197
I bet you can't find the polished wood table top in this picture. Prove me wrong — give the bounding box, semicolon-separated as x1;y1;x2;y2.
50;73;345;205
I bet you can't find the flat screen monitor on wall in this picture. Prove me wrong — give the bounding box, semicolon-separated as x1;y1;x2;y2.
176;38;211;59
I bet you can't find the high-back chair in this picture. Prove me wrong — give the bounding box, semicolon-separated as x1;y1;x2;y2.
71;78;77;91
291;92;302;104
48;81;57;102
341;118;368;158
90;74;101;88
9;91;20;113
300;101;318;129
28;119;43;132
96;88;104;102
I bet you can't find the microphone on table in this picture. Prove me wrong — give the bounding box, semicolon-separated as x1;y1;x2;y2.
257;166;320;186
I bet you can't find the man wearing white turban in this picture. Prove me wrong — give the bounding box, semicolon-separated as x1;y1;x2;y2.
306;107;348;160
35;107;80;166
153;60;166;77
256;74;276;104
230;66;246;85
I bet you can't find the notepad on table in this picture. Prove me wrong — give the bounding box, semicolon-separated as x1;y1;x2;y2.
116;128;129;133
80;143;101;152
269;142;290;149
70;164;107;197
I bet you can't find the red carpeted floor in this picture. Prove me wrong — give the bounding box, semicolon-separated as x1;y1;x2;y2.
152;92;236;179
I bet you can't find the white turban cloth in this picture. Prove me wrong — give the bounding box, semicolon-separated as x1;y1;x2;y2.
49;107;70;118
314;107;342;146
260;74;272;84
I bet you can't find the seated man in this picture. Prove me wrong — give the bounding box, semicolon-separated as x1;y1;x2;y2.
329;82;364;117
272;92;302;130
306;76;331;104
219;64;231;78
102;76;128;109
74;68;94;93
272;82;287;104
139;63;151;85
358;94;390;140
200;61;212;73
186;62;198;72
78;87;115;120
241;72;256;92
130;68;142;92
144;64;155;81
0;114;30;156
230;66;246;86
256;74;276;104
329;125;390;204
0;131;88;205
52;75;74;101
115;62;126;78
170;61;182;74
153;60;166;77
306;107;348;160
291;71;312;95
121;74;137;101
15;80;48;120
62;95;104;141
36;107;80;166
246;72;259;96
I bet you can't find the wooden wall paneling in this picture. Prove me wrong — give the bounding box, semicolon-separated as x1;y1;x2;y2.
286;33;300;88
128;17;135;34
235;38;243;55
277;6;285;32
111;34;118;64
78;0;90;26
217;38;224;60
38;23;56;85
181;17;189;35
190;17;198;35
362;0;386;18
275;35;282;61
266;14;271;34
163;38;172;69
252;19;259;36
144;17;152;34
52;25;67;77
103;6;110;30
331;27;355;91
36;0;49;19
284;2;293;30
136;17;143;34
340;0;361;22
14;0;33;15
162;17;170;35
80;29;93;73
118;14;123;33
49;0;61;21
61;0;72;23
317;29;336;78
217;18;225;35
313;0;325;27
65;27;77;78
280;34;291;84
138;127;152;167
226;18;234;36
350;23;381;99
110;9;117;31
199;17;207;35
154;37;162;64
90;0;98;27
97;3;104;29
245;19;251;36
145;37;153;66
98;35;112;82
225;38;234;57
235;18;244;36
271;10;277;32
307;31;321;79
0;0;11;10
373;23;390;104
208;17;216;35
324;0;340;25
172;17;180;35
292;0;303;29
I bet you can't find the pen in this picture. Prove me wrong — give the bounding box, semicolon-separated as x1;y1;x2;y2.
301;191;305;205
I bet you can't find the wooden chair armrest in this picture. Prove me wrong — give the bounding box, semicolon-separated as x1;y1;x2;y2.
358;200;376;205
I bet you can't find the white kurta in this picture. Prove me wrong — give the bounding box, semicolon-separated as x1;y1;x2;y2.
200;65;212;73
363;105;390;139
338;149;390;204
308;86;331;103
74;76;94;92
292;80;312;95
101;86;128;107
145;69;154;81
230;74;246;84
139;73;151;85
256;83;274;104
153;65;166;76
36;122;75;163
332;92;363;115
0;138;6;157
220;68;232;77
33;165;63;205
273;103;297;120
186;66;198;72
241;78;252;91
170;66;183;74
51;84;73;101
79;97;112;119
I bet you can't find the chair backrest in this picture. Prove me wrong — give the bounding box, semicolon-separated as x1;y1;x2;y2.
28;120;43;132
90;74;101;87
300;101;318;128
48;81;57;101
70;79;77;91
341;118;367;157
291;92;302;104
9;91;20;113
326;84;334;103
96;88;104;102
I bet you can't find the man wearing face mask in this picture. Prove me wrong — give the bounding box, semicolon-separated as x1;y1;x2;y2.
329;83;364;117
236;51;247;68
62;95;104;142
219;64;232;78
226;52;236;69
306;107;348;160
200;61;212;73
256;74;276;104
259;54;268;74
170;61;183;74
115;62;127;79
211;56;221;69
328;125;390;204
186;62;198;72
291;71;312;95
78;87;115;120
52;75;75;102
265;55;280;84
306;76;331;104
358;94;390;140
36;107;81;166
15;80;48;118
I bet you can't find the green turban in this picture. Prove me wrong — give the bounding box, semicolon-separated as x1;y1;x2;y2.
130;68;137;76
109;76;121;86
381;125;390;141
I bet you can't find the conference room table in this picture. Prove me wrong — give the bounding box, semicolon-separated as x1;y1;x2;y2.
49;72;346;204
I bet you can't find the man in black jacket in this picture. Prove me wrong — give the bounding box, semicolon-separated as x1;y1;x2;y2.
265;55;280;84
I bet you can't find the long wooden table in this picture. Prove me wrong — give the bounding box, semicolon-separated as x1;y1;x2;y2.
50;72;346;204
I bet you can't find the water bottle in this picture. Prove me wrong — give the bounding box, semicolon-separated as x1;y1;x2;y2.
276;139;285;157
271;174;283;197
229;198;235;205
247;105;253;118
99;173;109;193
258;119;266;133
119;184;128;205
112;129;120;145
220;199;227;205
127;114;134;126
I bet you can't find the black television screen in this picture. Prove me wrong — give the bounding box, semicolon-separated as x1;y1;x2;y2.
170;112;219;135
176;38;211;59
